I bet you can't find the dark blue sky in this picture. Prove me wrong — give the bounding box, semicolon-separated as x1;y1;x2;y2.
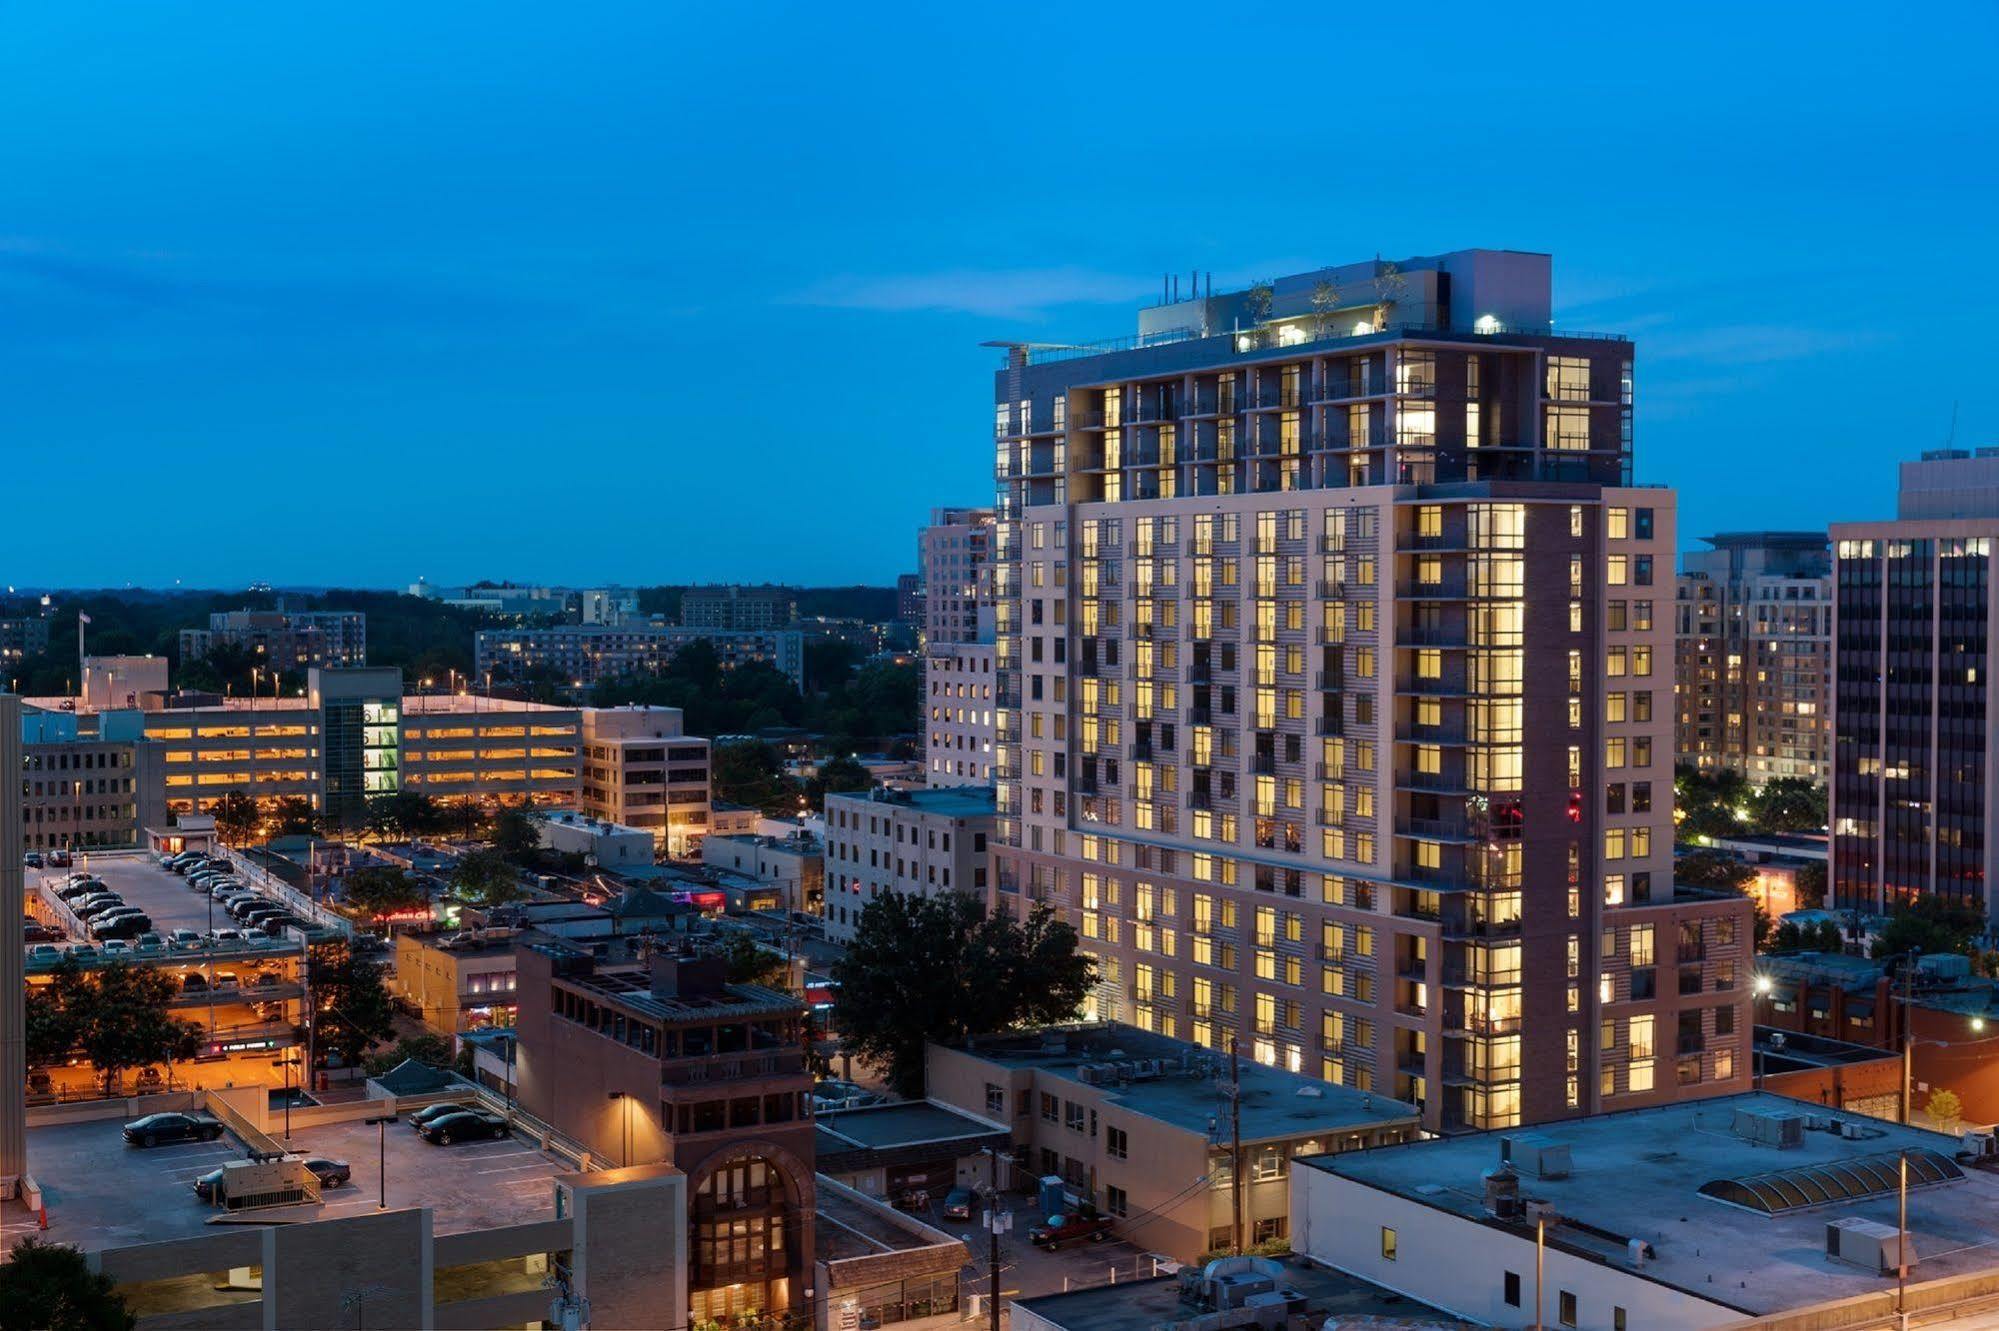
3;4;1993;589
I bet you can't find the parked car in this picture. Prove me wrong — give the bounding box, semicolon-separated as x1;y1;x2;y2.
1028;1211;1114;1250
169;928;203;949
24;851;42;868
135;1067;163;1090
94;915;154;941
55;881;106;902
124;1112;224;1147
299;1157;351;1187
135;932;167;951
181;972;208;992
46;849;71;868
207;929;243;945
415;1109;508;1145
26;944;62;965
65;944;98;965
941;1186;974;1221
211;971;239;990
256;918;298;939
23;921;63;943
167;851;205;872
72;894;124;916
99;939;132;957
407;1102;478;1130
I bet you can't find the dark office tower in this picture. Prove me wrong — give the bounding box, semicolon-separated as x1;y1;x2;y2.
1832;450;1999;917
986;250;1751;1134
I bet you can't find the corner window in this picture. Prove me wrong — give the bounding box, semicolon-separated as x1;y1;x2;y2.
1380;1227;1398;1261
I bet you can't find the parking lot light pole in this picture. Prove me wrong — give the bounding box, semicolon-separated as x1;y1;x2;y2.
364;1114;395;1209
270;1056;295;1142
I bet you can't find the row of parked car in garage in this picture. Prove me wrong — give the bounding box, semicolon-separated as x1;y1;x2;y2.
46;872;154;941
165;852;308;939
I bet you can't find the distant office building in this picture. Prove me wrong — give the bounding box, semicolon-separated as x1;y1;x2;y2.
81;655;169;711
0;615;49;664
822;785;994;941
920;507;994;647
1832;450;1999;917
1675;532;1831;783
180;608;368;671
680;584;797;632
477;625;806;691
19;708;167;851
925;643;994;787
578;587;638;625
896;572;923;626
921;507;997;787
581;705;712;855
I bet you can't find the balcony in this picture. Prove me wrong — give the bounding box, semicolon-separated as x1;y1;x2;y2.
1251;753;1276;775
660;1048;808;1089
1315;670;1344;691
1396;628;1469;648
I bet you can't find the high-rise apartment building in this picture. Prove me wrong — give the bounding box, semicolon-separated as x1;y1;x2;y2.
680;584;797;632
920;506;997;787
1832;450;1999;917
1674;532;1831;782
180;607;367;670
988;249;1750;1134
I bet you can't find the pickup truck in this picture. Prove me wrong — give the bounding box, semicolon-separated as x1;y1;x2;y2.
1028;1211;1114;1250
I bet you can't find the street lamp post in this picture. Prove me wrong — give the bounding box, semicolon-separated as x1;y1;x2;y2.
363;1114;395;1210
270;1055;296;1142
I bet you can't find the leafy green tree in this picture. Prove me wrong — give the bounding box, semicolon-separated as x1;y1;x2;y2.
363;1031;457;1077
1873;895;1987;960
451;848;526;907
24;960;85;1069
1794;860;1828;910
267;795;322;839
1927;1087;1965;1135
364;790;444;842
489;806;544;862
0;1237;135;1331
1675;849;1756;893
209;790;261;844
302;943;398;1071
712;741;795;814
721;932;789;987
1752;777;1828;834
340;866;430;921
76;964;204;1094
809;755;873;809
834;894;1096;1097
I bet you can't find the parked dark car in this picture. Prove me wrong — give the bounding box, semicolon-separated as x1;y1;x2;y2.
941;1186;974;1221
24;851;42;868
93;914;154;940
301;1157;351;1187
124;1112;225;1147
23;921;63;943
415;1109;508;1145
408;1102;478;1130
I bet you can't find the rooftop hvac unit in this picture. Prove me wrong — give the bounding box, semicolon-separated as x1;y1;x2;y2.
1733;1107;1806;1149
1482;1167;1522;1220
1964;1132;1998;1160
1503;1133;1572;1179
1826;1217;1914;1275
1841;1120;1868;1140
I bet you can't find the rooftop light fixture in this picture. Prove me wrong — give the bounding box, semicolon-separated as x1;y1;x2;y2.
1474;314;1502;334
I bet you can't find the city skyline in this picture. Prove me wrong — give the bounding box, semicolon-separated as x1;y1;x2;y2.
2;4;1995;588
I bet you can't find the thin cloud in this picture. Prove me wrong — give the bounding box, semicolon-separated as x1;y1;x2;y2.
791;266;1150;319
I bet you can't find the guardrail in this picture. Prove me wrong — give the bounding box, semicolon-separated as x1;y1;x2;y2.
220;850;354;939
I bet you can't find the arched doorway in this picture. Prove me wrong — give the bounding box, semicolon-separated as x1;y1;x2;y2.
687;1142;815;1331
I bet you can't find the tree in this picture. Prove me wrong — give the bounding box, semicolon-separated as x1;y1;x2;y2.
833;894;1096;1097
489;806;544;862
712;741;794;814
0;1237;135;1331
1873;895;1987;960
75;964;203;1094
210;790;261;844
340;866;430;921
809;755;873;810
303;943;397;1070
1674;850;1756;894
364;790;442;842
267;795;321;839
1927;1087;1964;1135
363;1031;457;1077
1794;860;1828;911
1752;778;1827;834
24;961;84;1070
451;848;525;908
721;932;789;988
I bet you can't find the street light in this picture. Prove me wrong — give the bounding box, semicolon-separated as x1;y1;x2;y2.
270;1054;299;1142
607;1090;629;1167
363;1114;396;1210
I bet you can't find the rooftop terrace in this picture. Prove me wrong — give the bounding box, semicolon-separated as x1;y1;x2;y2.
961;1024;1418;1142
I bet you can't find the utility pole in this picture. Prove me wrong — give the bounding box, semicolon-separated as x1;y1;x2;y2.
1228;1033;1243;1255
1901;947;1920;1124
980;1146;1010;1331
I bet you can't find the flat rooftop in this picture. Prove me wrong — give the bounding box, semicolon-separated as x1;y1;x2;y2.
814;1182;960;1264
816;1101;1004;1152
832;786;997;818
402;694;577;716
1305;1091;1999;1317
1013;1259;1466;1331
962;1025;1418;1142
21;1111;570;1253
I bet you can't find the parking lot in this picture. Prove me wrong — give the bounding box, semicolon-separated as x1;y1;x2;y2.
34;852;247;938
15;1108;572;1252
